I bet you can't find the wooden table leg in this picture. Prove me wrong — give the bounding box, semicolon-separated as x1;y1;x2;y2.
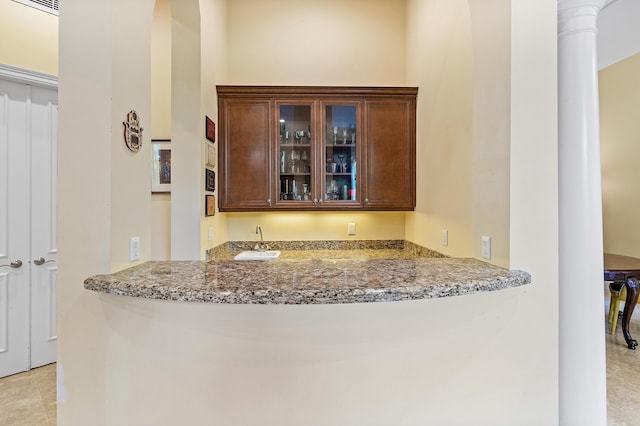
622;277;639;350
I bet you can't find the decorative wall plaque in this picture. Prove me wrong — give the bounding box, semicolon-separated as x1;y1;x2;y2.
205;168;215;192
123;110;143;152
205;116;215;142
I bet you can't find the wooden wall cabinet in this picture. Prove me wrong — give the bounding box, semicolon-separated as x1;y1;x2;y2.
217;86;417;212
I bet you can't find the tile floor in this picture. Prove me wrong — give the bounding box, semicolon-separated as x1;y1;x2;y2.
605;285;640;426
0;362;56;426
1;288;639;426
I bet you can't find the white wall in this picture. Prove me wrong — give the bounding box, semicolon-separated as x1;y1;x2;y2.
57;0;155;420
403;0;559;423
509;0;559;417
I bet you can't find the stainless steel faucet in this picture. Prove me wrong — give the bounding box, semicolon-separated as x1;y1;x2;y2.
254;225;269;251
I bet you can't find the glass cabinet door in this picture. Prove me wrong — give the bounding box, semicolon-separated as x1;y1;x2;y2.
323;103;359;205
276;103;313;205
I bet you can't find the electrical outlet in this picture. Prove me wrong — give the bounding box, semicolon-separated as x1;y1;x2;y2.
481;236;491;260
208;227;214;241
442;229;448;246
129;237;140;261
347;222;356;235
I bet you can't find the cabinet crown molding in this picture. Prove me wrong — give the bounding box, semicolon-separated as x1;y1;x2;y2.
217;85;418;97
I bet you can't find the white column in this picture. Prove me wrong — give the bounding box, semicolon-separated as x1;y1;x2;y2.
558;1;607;425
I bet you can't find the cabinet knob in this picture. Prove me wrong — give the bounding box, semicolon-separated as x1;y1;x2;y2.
364;198;369;204
266;198;272;206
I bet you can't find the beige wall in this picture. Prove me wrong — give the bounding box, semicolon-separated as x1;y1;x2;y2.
404;0;474;258
222;0;409;243
200;0;229;251
150;0;229;259
149;0;228;260
150;0;172;260
0;0;58;75
227;212;405;241
151;0;172;140
468;0;510;267
151;0;410;258
600;53;640;257
404;0;510;267
226;0;405;86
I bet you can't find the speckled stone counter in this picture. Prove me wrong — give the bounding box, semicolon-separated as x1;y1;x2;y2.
84;242;530;304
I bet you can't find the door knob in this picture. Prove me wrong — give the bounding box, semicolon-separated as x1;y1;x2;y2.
0;260;23;269
33;257;55;266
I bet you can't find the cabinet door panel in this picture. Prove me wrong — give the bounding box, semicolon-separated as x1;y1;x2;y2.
364;100;415;209
321;102;361;208
275;102;315;207
219;99;272;210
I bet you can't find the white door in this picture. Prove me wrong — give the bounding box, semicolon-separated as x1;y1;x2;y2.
29;85;58;368
0;78;31;378
0;76;58;377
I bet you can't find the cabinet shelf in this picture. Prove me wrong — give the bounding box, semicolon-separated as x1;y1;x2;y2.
325;143;356;148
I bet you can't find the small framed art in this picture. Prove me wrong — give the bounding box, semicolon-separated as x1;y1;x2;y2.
206;143;216;167
151;139;171;193
205;195;216;216
205;116;215;142
205;168;215;192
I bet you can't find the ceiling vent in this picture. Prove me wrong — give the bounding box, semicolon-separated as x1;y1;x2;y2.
12;0;58;16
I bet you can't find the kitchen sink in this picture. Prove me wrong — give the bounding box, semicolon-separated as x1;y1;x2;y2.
234;250;281;261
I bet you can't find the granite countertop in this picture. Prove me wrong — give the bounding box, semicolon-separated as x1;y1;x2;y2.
84;244;531;304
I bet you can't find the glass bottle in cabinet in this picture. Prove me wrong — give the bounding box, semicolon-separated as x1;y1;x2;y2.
323;104;358;204
277;103;313;204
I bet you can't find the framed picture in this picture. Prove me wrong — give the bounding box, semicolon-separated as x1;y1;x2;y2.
205;195;216;216
206;143;216;167
205;168;215;192
152;139;171;193
205;116;215;142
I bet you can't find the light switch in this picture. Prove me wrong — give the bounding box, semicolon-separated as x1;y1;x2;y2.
481;236;491;260
347;222;356;235
208;227;214;241
129;237;140;261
